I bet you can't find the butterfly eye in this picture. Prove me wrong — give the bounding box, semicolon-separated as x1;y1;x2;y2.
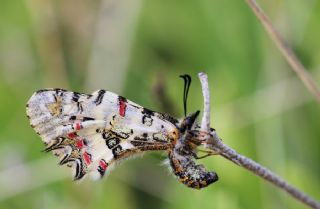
179;111;200;133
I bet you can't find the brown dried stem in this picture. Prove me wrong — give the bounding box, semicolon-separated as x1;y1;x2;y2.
198;72;320;209
245;0;320;103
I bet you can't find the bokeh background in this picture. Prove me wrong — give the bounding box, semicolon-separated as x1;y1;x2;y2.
0;0;319;209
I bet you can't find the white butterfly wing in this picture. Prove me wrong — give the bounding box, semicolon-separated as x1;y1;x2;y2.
26;88;179;180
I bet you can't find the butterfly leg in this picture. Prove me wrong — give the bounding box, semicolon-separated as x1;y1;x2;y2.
114;141;170;161
192;150;219;160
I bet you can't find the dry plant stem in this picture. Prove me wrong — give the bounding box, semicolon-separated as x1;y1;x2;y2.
199;72;211;132
245;0;320;103
211;132;320;209
198;72;320;209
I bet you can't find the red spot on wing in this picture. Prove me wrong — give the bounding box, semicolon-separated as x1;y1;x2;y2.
119;97;127;117
99;159;108;171
76;140;84;149
67;132;77;139
83;152;92;165
75;122;81;131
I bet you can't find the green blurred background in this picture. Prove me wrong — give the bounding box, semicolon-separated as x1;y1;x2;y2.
0;0;319;209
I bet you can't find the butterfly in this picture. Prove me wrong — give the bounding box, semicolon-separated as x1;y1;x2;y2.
26;75;218;189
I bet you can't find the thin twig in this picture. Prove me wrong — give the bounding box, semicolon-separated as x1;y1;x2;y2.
199;72;211;132
198;72;320;209
245;0;320;103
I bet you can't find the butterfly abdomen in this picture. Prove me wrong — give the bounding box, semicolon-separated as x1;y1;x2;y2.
168;150;218;189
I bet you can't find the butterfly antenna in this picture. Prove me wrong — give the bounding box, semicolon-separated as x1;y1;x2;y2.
179;74;192;117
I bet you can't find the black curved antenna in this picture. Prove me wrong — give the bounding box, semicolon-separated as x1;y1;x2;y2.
179;74;192;117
